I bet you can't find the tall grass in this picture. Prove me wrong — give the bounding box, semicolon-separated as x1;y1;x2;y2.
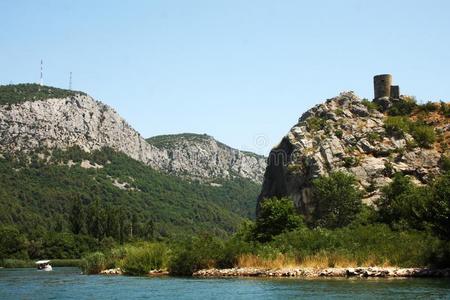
121;243;169;275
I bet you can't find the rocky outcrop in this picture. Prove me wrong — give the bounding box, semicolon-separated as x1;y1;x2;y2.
258;92;448;216
147;134;267;183
194;267;450;278
0;93;266;183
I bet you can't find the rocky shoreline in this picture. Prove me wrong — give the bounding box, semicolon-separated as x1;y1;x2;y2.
193;267;450;278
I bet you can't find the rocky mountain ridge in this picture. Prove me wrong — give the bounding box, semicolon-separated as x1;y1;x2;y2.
258;91;449;217
0;85;266;183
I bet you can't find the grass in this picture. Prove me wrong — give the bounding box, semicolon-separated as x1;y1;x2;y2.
235;253;392;269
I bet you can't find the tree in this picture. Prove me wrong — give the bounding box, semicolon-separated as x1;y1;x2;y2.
254;197;304;242
312;172;362;229
0;226;28;259
70;197;86;235
429;173;450;240
377;173;430;230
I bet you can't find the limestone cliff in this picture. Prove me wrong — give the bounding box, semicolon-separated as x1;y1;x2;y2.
258;92;449;216
0;86;266;183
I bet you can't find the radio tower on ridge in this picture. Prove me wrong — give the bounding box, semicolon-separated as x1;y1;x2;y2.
40;59;43;86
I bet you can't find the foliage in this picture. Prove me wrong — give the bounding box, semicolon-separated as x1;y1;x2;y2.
311;172;362;228
0;84;84;106
384;117;436;148
377;173;431;231
122;243;169;275
409;122;436;148
361;99;379;111
428;172;450;240
254;197;304;242
440;101;450;117
306;117;326;131
0;146;261;253
334;130;343;138
387;96;417;116
417;101;439;114
82;252;107;275
0;226;28;259
384;116;410;137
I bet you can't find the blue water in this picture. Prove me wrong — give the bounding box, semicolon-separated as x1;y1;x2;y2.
1;268;450;299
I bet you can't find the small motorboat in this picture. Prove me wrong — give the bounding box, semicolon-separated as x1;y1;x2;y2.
36;260;53;271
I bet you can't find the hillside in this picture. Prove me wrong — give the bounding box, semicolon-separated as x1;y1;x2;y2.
146;133;266;182
258;91;449;218
0;84;266;183
0;146;260;240
0;84;264;258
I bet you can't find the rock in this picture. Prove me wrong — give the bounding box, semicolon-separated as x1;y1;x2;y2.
0;95;266;183
257;92;447;216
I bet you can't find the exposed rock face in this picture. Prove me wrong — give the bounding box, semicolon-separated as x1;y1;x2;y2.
0;94;266;183
147;134;267;182
258;92;448;216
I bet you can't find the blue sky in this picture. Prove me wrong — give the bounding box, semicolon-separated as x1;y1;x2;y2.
1;0;449;155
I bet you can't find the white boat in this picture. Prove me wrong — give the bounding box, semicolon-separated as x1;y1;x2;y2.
35;260;53;271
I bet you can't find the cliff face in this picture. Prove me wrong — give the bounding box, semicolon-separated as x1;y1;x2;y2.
258;92;448;216
0;90;266;183
147;134;266;183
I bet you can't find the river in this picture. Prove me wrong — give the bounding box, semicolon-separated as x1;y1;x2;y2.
1;267;449;299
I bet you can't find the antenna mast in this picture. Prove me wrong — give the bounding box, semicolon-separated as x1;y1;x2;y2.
40;59;43;86
69;72;72;90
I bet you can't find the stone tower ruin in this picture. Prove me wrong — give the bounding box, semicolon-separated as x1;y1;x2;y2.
373;74;400;99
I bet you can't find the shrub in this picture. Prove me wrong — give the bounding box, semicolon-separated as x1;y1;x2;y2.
377;173;431;230
122;243;168;275
168;235;226;275
384;116;410;137
409;123;436;148
440;101;450;117
334;130;343;138
254;197;304;242
387;96;417;116
361;99;379;111
82;252;107;274
417;101;438;113
312;172;362;229
306;117;326;131
428;173;450;240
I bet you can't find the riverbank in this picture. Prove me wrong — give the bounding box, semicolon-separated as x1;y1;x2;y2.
193;267;450;278
0;259;82;268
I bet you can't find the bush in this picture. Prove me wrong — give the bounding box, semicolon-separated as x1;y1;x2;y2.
377;173;431;230
306;117;326;131
122;243;168;275
440;101;450;117
428;173;450;240
387;96;417;116
417;101;438;113
312;172;362;228
409;123;436;148
254;197;304;242
361;99;379;111
82;252;107;274
169;235;226;275
384;116;410;137
0;226;28;259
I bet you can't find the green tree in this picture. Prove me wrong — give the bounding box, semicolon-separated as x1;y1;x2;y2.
0;226;28;259
377;173;430;230
429;173;450;240
312;172;362;228
70;197;86;235
254;197;304;242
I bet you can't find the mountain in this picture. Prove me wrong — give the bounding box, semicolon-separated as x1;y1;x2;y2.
258;91;449;218
0;84;264;239
146;133;266;183
0;84;266;184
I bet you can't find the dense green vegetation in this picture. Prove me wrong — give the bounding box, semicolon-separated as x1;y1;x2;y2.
146;133;214;149
0;83;84;105
78;170;450;276
384;116;436;148
0;147;260;263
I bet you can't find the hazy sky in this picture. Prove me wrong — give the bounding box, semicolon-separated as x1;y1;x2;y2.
1;1;449;155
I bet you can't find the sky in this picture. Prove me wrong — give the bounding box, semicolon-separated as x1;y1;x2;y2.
1;0;449;155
